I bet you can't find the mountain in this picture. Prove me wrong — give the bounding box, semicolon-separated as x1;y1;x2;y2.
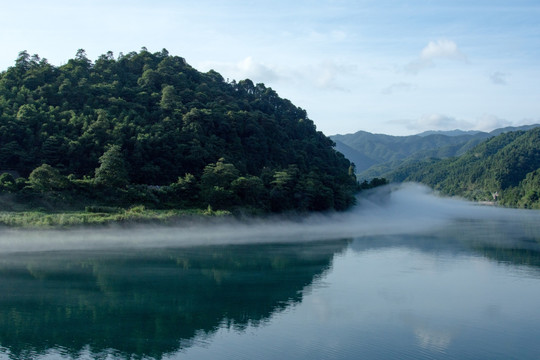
489;124;540;136
417;129;484;137
0;49;357;212
387;127;540;208
331;124;540;180
332;137;377;172
331;131;489;178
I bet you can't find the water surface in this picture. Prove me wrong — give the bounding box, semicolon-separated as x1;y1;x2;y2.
1;184;540;359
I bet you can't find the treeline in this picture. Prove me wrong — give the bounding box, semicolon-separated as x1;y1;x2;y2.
0;48;359;212
388;128;540;209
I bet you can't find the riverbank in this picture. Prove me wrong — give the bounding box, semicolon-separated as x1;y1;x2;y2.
0;206;232;229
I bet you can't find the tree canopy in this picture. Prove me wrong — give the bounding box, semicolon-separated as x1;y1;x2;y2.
0;48;358;212
388;128;540;209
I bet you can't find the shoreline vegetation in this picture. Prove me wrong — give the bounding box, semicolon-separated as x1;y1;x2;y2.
0;177;390;229
387;128;540;209
0;206;232;229
0;49;361;218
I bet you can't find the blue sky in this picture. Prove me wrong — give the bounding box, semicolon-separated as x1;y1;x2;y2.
2;0;539;135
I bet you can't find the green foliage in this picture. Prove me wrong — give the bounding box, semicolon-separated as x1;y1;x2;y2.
389;128;540;208
94;145;129;188
332;126;538;180
0;173;16;192
231;176;265;207
170;173;199;206
0;49;357;213
0;207;231;228
200;159;240;209
85;205;122;213
359;177;388;190
201;158;240;190
28;164;69;192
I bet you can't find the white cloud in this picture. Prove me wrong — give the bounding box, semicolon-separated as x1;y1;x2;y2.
402;113;512;133
420;39;466;61
314;61;357;91
474;114;511;131
199;57;279;84
236;57;279;82
402;114;473;132
405;40;467;74
382;82;415;95
489;71;508;85
307;29;348;43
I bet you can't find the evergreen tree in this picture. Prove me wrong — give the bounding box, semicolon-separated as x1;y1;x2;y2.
0;49;359;212
94;145;129;188
28;164;68;192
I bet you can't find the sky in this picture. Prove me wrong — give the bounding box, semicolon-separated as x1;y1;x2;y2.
1;0;539;136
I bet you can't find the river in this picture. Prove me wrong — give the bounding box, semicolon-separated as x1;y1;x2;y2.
0;183;539;359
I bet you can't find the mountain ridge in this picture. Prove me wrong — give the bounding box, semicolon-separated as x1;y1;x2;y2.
386;127;540;209
331;124;540;180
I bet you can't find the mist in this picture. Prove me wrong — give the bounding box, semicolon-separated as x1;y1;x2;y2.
0;182;538;253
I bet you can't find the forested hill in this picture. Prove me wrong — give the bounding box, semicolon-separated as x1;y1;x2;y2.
331;131;491;179
0;49;357;212
331;125;539;180
388;127;540;209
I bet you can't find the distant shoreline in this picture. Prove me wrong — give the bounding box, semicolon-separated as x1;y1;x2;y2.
475;201;497;206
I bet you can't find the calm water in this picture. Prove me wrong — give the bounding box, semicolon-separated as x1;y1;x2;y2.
1;185;540;359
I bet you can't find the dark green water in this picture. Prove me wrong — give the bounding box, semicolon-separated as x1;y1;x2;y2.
1;186;540;359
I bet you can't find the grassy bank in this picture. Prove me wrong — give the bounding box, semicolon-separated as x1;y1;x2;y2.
0;205;231;228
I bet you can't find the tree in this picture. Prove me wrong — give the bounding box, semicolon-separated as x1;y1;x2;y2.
94;145;129;188
269;166;299;211
0;49;359;212
160;85;182;111
15;50;30;71
348;163;356;179
28;164;68;192
231;176;265;206
200;159;240;208
0;173;16;192
171;173;200;205
201;158;240;189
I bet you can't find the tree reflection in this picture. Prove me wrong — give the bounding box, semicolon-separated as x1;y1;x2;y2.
350;217;540;270
0;240;349;359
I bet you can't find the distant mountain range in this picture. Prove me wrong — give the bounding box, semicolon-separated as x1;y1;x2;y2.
331;124;540;180
387;127;540;209
417;129;484;137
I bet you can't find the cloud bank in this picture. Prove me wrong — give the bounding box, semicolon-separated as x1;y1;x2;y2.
382;82;415;95
405;39;467;74
200;57;280;84
489;71;508;85
401;113;512;133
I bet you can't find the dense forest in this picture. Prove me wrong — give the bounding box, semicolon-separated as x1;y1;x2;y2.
331;125;539;180
388;128;540;209
0;48;358;213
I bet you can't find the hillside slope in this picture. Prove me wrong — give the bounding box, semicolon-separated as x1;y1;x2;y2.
0;49;357;212
388;128;540;208
331;131;491;177
331;125;539;180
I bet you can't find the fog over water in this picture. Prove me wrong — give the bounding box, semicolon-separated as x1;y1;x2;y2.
1;183;540;360
0;183;538;253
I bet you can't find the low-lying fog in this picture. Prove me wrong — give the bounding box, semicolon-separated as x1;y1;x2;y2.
0;183;539;253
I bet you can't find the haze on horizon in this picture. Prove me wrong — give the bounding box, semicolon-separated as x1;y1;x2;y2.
1;183;538;254
2;0;539;136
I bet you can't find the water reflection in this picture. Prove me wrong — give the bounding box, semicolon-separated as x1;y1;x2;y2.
350;216;540;271
1;205;540;359
0;240;349;359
